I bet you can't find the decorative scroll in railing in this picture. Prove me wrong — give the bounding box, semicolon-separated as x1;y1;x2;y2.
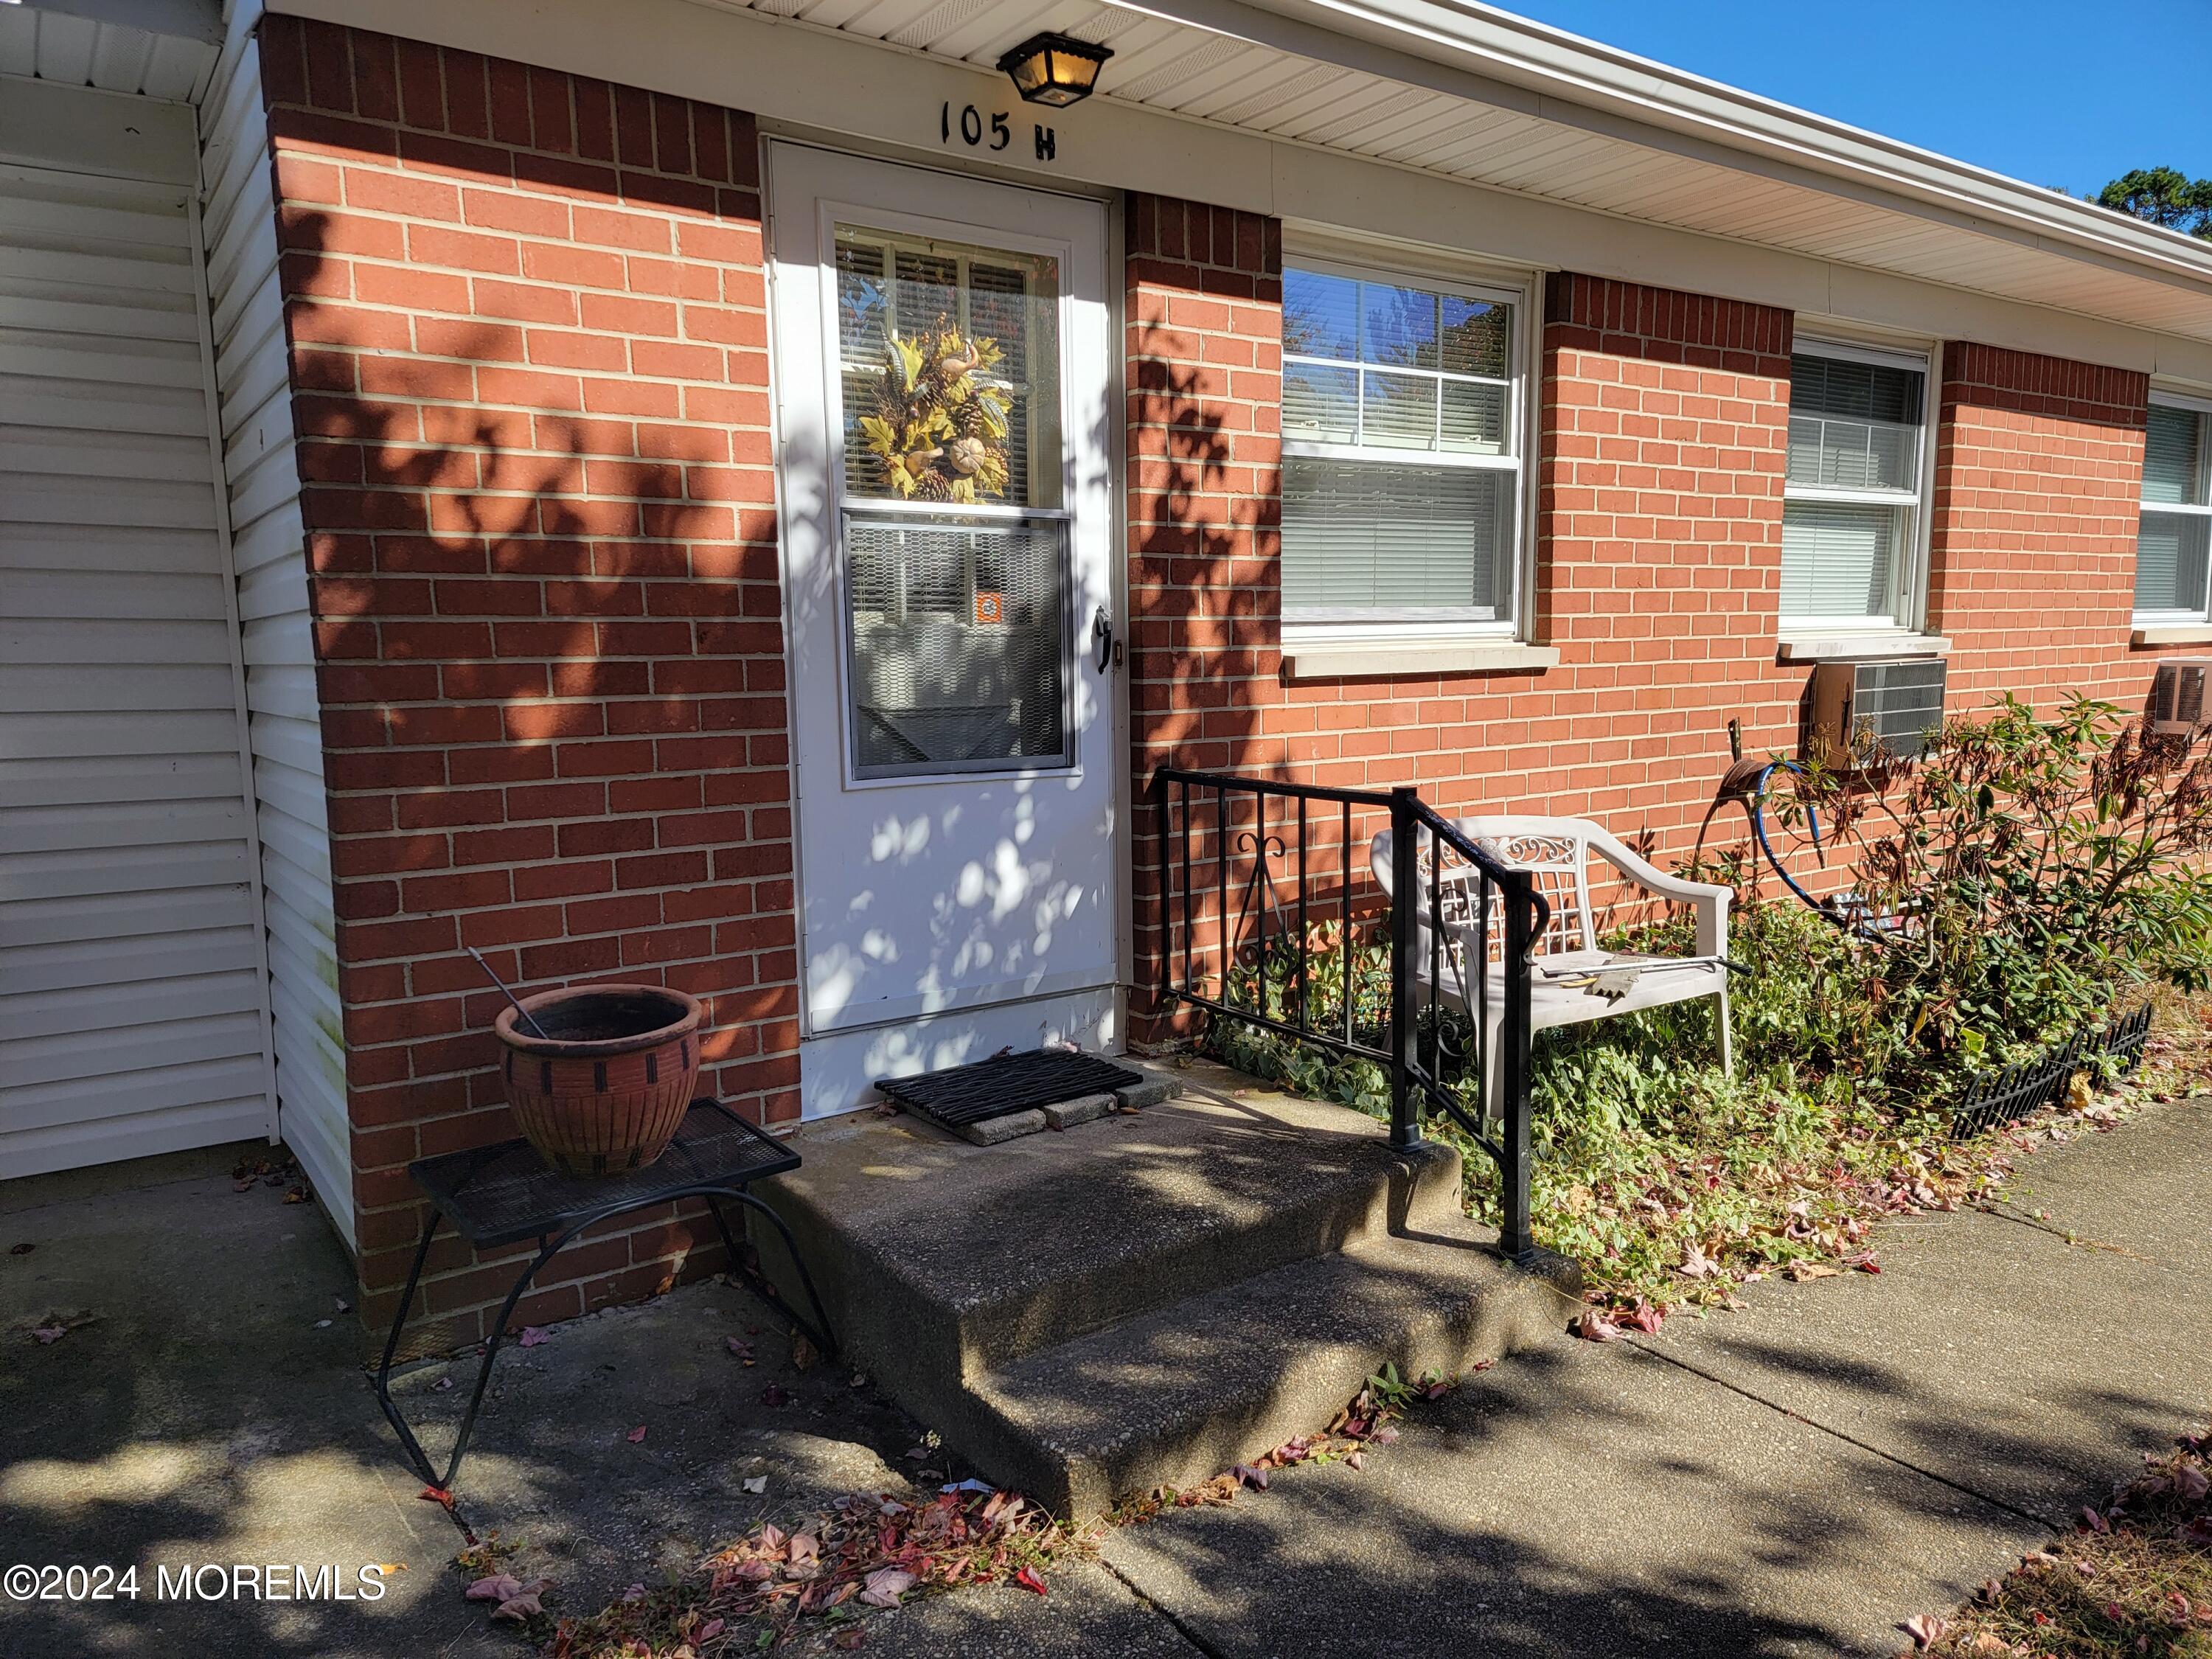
1149;768;1551;1262
1950;1004;2154;1138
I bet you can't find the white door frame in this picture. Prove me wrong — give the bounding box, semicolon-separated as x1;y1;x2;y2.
764;141;1126;1116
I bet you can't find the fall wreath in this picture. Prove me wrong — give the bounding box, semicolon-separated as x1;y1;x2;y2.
855;321;1012;503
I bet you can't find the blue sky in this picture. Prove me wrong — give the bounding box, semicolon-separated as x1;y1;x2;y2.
1489;0;2211;201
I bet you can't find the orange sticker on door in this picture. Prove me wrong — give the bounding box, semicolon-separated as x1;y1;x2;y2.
973;591;1004;625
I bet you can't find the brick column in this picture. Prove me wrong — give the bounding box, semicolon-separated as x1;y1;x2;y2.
1536;273;1798;784
1928;343;2150;706
1123;194;1284;1042
260;17;796;1349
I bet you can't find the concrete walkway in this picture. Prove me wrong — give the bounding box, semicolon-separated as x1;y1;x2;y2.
1;1095;2204;1658
1094;1092;2212;1658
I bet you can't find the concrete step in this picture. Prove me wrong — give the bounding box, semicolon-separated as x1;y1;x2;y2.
749;1060;1572;1518
964;1212;1580;1514
757;1070;1462;1397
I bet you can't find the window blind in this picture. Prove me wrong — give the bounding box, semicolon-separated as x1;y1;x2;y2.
2143;403;2204;507
2135;511;2211;616
1787;354;1922;492
2135;403;2211;616
1780;499;1900;621
1281;459;1509;616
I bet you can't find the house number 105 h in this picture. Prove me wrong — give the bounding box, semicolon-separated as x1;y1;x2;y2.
941;102;1058;162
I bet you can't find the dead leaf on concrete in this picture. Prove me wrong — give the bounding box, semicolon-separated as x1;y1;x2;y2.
790;1333;820;1371
518;1326;549;1348
19;1309;95;1345
625;1425;648;1444
1573;1310;1622;1343
742;1475;768;1495
1899;1612;1948;1646
1783;1261;1840;1283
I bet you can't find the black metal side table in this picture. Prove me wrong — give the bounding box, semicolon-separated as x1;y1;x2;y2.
374;1099;836;1492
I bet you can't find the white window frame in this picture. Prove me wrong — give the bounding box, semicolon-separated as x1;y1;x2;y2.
2132;387;2212;627
1779;335;1940;641
1277;246;1537;644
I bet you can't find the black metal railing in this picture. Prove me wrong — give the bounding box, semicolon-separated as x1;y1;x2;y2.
1150;767;1551;1262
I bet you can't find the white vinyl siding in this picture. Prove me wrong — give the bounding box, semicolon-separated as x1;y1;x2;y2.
2133;397;2212;622
1280;259;1526;627
0;132;274;1176
201;30;352;1247
1781;345;1930;628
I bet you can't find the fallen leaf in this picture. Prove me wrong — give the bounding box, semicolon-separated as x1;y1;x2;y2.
1230;1464;1269;1489
859;1567;917;1608
283;1186;310;1204
788;1533;820;1568
466;1573;523;1602
8;1242;32;1256
1901;1612;1949;1647
1015;1565;1047;1596
1346;1451;1366;1471
697;1618;725;1641
418;1486;454;1510
433;1376;454;1392
2082;1505;2111;1533
30;1324;66;1345
491;1590;543;1621
1783;1261;1840;1283
1676;1243;1716;1280
518;1326;549;1348
626;1425;648;1444
1573;1310;1622;1343
742;1475;768;1495
726;1337;754;1360
790;1334;819;1371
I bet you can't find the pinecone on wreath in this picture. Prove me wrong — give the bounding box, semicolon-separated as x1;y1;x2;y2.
857;318;1012;503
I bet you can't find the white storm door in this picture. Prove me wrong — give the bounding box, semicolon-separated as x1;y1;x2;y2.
768;145;1119;1043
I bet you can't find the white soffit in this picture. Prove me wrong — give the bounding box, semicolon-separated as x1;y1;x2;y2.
0;0;223;102
718;0;2212;347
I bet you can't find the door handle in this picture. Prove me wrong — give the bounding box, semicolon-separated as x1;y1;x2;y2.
1091;605;1114;673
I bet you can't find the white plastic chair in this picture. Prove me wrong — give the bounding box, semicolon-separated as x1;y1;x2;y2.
1371;815;1733;1119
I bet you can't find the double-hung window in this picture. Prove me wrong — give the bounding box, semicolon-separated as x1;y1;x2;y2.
1781;342;1933;632
2133;394;2212;623
1279;258;1527;632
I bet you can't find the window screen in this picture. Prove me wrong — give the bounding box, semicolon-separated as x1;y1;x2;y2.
1279;264;1520;622
2135;400;2212;619
832;225;1070;778
1781;349;1927;625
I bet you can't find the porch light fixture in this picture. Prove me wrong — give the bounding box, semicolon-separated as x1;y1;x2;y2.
996;32;1113;108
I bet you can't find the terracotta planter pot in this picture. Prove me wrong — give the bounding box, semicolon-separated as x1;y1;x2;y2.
494;984;705;1176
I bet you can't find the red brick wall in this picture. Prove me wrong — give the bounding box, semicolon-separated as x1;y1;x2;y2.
260;17;796;1347
1929;342;2153;706
1124;195;1286;1036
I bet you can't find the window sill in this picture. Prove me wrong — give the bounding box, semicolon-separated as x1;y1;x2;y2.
1280;639;1560;681
2132;622;2212;647
1775;632;1952;663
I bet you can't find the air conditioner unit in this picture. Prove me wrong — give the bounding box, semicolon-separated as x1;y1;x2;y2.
2148;658;2212;737
1801;658;1947;771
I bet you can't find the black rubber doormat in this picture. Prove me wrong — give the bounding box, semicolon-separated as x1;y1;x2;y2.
875;1050;1144;1127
